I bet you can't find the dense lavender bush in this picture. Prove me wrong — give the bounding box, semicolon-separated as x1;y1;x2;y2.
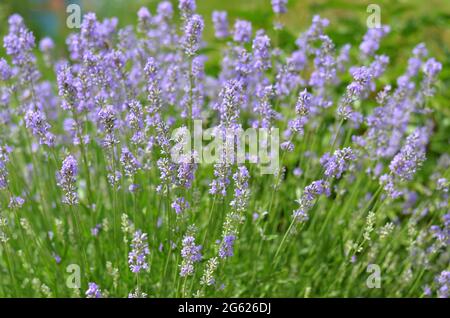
0;0;447;298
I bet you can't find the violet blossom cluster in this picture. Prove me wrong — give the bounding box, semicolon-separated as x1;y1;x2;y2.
180;234;202;277
57;155;78;205
128;230;150;273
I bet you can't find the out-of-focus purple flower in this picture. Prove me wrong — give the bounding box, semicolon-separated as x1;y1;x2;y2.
0;58;11;81
379;174;402;199
271;0;288;14
3;14;36;66
39;37;54;52
137;7;151;21
179;0;196;18
120;147;141;178
57;155;78;205
97;105;118;149
144;57;163;120
8;196;25;209
437;178;449;193
212;11;229;39
86;282;102;298
0;145;12;190
252;30;271;71
421;58;442;97
24;109;55;147
309;35;336;89
436;271;449;298
157;1;174;19
91;224;101;237
253;85;277;128
233;20;252;43
128;230;150;273
182;14;204;56
295;15;329;52
359;25;390;58
172;197;190;214
180;234;202;277
219;234;236;258
336;44;351;72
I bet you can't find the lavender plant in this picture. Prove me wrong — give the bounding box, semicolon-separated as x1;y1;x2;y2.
0;1;447;298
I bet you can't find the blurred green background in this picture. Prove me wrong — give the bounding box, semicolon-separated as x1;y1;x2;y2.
1;0;449;131
1;0;449;79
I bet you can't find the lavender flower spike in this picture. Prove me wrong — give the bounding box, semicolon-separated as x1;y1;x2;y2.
180;234;202;277
212;11;229;39
182;14;204;56
271;0;288;14
128;230;150;273
85;282;102;298
233;20;252;43
219;234;236;258
320;147;356;179
57;155;78;205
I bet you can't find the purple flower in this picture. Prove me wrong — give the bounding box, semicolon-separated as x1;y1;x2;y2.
389;127;429;181
85;282;102;298
172;197;190;214
271;0;288;14
38;37;54;52
0;145;12;190
137;7;151;21
379;174;402;199
359;25;390;58
309;35;336;89
252;30;271;71
128;230;150;273
320;147;356;179
180;235;202;277
120;147;141;178
182;14;204;56
0;58;11;81
436;271;450;298
144;58;163;120
337;66;372;119
8;196;25;209
230;166;250;213
219;235;236;258
3;14;36;66
421;58;442;97
97;105;118;149
253;85;277;128
293;180;330;222
179;0;196;18
303;180;331;201
289;88;312;135
212;11;229;39
233;20;252;43
57;155;78;205
157;1;174;19
24;109;55;147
